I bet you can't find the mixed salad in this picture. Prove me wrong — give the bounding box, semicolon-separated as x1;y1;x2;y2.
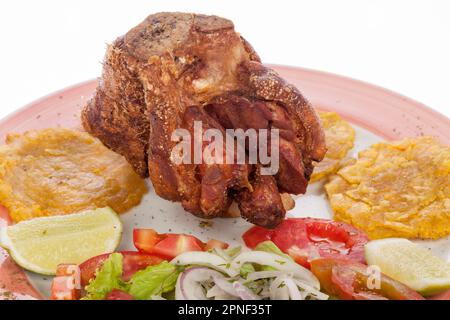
50;218;445;300
75;242;327;300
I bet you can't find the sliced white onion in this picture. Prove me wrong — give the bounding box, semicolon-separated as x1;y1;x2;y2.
245;271;286;282
206;285;240;300
212;248;231;261
171;251;231;275
213;277;238;297
246;271;328;300
175;267;225;300
269;276;290;300
283;277;303;300
293;279;329;300
215;294;239;300
206;285;226;298
230;251;319;288
232;282;261;300
171;247;328;301
258;286;271;299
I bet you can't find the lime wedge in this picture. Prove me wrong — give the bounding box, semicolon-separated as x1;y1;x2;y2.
0;208;122;275
365;238;450;295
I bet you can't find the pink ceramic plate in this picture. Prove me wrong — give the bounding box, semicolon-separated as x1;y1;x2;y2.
0;65;449;300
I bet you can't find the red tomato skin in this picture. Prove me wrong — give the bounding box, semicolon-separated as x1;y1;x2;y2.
133;229;164;254
133;229;207;260
204;239;229;251
286;246;311;269
330;265;387;300
152;234;204;260
79;253;111;287
304;219;369;266
310;258;424;300
105;289;134;300
79;251;165;286
242;226;274;249
243;218;369;268
122;252;164;281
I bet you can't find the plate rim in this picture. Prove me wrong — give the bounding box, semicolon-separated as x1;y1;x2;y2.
0;65;449;300
1;65;449;132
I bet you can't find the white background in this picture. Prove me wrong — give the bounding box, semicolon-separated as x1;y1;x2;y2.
0;0;449;120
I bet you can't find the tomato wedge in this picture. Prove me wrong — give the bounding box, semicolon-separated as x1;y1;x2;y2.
133;228;230;259
243;218;369;268
152;234;204;259
311;258;424;300
133;229;163;253
133;228;218;260
79;251;164;286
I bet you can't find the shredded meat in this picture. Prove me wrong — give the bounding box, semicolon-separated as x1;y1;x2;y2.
82;12;326;228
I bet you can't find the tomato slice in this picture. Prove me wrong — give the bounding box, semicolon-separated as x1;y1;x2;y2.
105;289;135;300
133;228;206;260
133;229;163;253
79;251;164;286
204;239;229;251
121;251;165;281
330;264;387;300
243;218;369;268
311;258;424;300
79;253;110;286
152;234;204;260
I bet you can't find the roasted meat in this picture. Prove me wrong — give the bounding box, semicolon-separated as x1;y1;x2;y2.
82;12;326;228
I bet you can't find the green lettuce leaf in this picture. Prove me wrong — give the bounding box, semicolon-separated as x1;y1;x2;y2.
254;241;293;261
240;263;256;278
258;265;278;272
128;261;181;300
239;242;292;275
84;252;127;300
225;246;242;259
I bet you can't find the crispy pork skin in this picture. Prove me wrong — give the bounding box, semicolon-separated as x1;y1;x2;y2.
82;12;326;228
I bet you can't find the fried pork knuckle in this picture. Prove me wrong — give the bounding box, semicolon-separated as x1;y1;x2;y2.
82;12;326;228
